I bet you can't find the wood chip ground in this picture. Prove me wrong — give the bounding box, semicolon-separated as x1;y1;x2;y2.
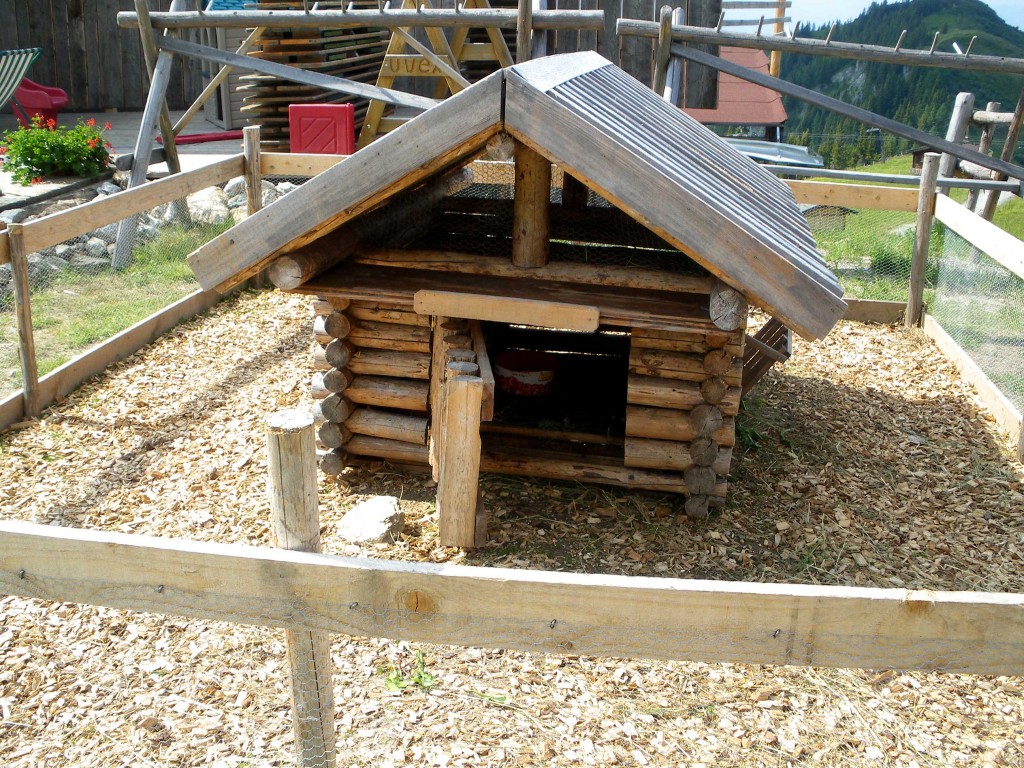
1;291;1022;767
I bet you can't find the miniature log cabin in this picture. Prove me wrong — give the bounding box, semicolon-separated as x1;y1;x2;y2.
188;52;846;542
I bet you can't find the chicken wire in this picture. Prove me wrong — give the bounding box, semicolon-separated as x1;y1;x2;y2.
929;223;1024;413
0;174;309;402
803;205;922;302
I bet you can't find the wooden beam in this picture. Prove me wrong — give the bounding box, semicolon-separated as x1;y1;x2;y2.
18;157;243;256
120;9;606;31
936;93;975;197
842;299;905;325
261;152;346;178
437;375;483;548
616;19;1024;76
768;165;1020;194
934;193;1024;282
979;86;1024;222
188;71;504;292
512;141;551;268
414;290;599;332
667;44;1024;183
3;520;1024;674
786;180;918;212
8;224;40;419
156;34;436;111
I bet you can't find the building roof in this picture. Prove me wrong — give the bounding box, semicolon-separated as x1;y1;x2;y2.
682;47;788;127
188;52;844;340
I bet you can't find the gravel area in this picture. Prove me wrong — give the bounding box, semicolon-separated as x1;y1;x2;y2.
1;289;1022;767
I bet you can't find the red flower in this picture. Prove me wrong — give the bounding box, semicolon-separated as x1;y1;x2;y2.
104;122;112;131
0;146;6;155
88;138;99;149
105;141;113;149
86;118;96;128
31;176;45;185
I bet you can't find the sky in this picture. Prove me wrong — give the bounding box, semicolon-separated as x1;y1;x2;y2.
786;0;1024;32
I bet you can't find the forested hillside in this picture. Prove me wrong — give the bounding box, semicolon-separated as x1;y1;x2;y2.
780;0;1024;167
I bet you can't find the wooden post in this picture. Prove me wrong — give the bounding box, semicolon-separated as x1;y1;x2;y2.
516;0;532;64
769;0;786;77
683;0;720;110
966;101;1000;212
906;152;940;328
244;126;265;289
653;5;673;95
437;375;483;548
266;410;336;768
134;0;183;177
8;223;40;419
512;141;551;268
937;92;975;196
979;85;1024;223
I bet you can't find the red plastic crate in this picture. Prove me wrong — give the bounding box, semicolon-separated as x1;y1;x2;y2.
288;103;355;154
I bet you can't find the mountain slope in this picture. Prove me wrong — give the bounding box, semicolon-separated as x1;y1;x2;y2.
780;0;1024;166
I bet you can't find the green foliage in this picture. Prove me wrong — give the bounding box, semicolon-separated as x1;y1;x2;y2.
1;116;113;185
381;651;436;692
781;0;1024;168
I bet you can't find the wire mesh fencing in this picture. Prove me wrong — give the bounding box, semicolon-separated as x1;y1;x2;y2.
802;204;922;302
929;223;1024;413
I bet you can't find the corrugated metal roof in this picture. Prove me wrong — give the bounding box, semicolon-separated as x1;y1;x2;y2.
506;52;845;340
683;48;788;127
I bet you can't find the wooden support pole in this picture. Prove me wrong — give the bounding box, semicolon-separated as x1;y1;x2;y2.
8;223;40;419
937;92;975;196
266;410;336;768
134;0;183;177
769;0;786;77
516;0;533;64
653;5;674;95
979;85;1024;223
243;126;265;289
966;101;1000;212
906;152;940;328
512;142;551;268
437;375;484;548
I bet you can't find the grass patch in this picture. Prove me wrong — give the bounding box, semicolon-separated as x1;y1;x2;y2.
1;221;230;394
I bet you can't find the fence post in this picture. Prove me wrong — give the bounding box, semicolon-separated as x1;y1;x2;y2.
266;409;336;768
936;92;974;196
8;223;40;418
906;152;940;328
244;125;266;289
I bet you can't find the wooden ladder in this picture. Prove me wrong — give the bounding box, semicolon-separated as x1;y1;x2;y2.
357;0;513;148
741;317;792;396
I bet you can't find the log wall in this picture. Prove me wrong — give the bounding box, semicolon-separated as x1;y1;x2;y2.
625;324;745;518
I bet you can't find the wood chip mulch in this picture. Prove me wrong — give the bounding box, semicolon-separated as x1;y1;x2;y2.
1;290;1022;767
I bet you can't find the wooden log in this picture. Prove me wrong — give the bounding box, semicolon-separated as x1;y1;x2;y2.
689;404;724;436
346;376;429;411
311;373;330;400
7;224;40;418
265;410;336;768
429;317;452;478
907;153;940;328
312;347;332;372
317;421;353;450
345;408;428;445
511;141;551;268
561;174;589;210
319;449;348;476
446;349;477;363
312;298;350;316
625;406;735;446
443;333;473;350
348;303;431;327
684;495;710;519
269;230;361;290
937;92;976;197
323;312;352;339
348;349;431;380
624;438;732;475
347;321;431;353
684;465;719;496
628;347;741;386
446;361;480;377
628;375;740;415
689;436;719;467
415;290;600;333
468;320;495;422
346;435;430;465
437;375;484;548
318;394;354;424
709;281;748;332
700;376;729;405
631;328;743;356
324;340;355;370
322;368;355;393
480;450;727;497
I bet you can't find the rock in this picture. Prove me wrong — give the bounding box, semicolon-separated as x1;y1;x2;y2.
85;237;108;258
137;222;159;241
68;254;110;273
0;209;29;225
227;193;247;210
337;496;404;544
223;176;246;198
54;243;75;260
0;263;10;288
91;223;119;244
260;182;281;207
187;186;230;225
231;208;249;226
96;181;123;196
276;181;299;196
163;200;190;226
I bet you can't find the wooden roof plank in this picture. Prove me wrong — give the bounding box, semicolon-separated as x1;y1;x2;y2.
188;70;505;292
503;59;845;340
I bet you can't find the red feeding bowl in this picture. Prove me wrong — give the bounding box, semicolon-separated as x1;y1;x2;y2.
494;350;558;397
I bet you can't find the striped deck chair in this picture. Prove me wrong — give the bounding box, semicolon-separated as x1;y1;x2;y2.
0;48;43;125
